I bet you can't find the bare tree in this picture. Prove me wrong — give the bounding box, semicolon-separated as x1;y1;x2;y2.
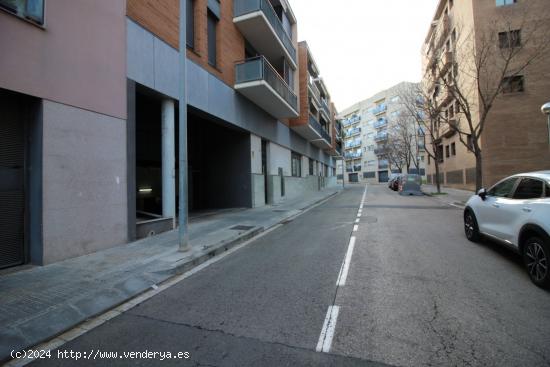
431;5;550;190
398;84;444;193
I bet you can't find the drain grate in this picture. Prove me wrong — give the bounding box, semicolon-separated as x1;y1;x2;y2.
230;225;254;231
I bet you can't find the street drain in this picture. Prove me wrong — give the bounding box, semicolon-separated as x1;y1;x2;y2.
230;225;254;231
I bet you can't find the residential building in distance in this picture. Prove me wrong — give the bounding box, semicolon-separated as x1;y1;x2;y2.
338;82;426;184
422;0;550;190
0;0;338;269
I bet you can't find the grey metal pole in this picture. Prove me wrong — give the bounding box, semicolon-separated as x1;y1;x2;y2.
161;99;176;229
178;0;191;252
342;158;345;189
542;102;550;146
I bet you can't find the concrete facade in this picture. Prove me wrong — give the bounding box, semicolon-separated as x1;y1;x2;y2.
338;82;426;184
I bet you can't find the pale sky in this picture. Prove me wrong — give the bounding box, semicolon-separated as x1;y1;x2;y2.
290;0;440;112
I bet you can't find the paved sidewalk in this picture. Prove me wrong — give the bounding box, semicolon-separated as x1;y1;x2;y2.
421;184;475;208
0;187;342;362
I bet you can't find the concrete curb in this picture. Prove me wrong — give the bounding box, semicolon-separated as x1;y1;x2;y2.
2;189;342;365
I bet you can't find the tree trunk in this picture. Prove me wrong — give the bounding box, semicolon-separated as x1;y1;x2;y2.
434;160;441;194
475;152;483;192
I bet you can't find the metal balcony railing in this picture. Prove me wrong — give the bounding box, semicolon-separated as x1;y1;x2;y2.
345;152;362;160
321;98;330;117
345;127;361;137
308;74;321;103
371;104;387;115
234;0;297;63
235;56;298;111
373;118;387;129
342;115;361;126
309;114;331;143
374;132;388;142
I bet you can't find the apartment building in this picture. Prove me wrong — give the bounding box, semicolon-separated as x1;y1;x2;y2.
422;0;550;190
338;82;426;184
0;0;338;269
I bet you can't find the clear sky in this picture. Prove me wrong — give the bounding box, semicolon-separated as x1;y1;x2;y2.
290;0;440;112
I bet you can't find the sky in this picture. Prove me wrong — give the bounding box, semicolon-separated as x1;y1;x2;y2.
290;0;440;112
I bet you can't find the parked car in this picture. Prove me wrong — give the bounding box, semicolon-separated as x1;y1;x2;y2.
388;173;401;190
463;171;550;289
398;174;423;195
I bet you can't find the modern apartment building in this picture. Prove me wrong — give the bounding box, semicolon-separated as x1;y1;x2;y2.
0;0;338;269
422;0;550;190
338;82;426;184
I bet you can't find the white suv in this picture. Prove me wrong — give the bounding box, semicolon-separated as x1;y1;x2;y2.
464;171;550;289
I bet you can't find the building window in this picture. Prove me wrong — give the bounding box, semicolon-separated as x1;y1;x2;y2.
451;142;456;156
445;145;450;158
0;0;44;25
437;145;444;163
502;75;524;93
499;30;521;48
291;152;301;177
309;158;314;175
467;135;474;150
186;0;195;49
496;0;517;6
207;10;218;67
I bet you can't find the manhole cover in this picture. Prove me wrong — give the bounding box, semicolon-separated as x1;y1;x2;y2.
230;225;254;231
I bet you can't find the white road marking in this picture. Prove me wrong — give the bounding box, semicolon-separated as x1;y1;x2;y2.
355;218;360;223
357;213;361;218
337;237;356;286
316;305;340;353
353;225;358;232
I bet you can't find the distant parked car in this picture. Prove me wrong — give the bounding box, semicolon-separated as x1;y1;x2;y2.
388;173;401;190
398;174;423;195
464;171;550;289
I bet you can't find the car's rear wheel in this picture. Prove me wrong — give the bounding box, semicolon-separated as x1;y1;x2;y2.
523;236;550;289
464;210;480;242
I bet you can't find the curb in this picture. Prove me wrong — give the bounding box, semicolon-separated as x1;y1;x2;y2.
2;189;343;366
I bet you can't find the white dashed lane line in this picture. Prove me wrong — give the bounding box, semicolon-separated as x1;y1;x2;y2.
316;184;367;354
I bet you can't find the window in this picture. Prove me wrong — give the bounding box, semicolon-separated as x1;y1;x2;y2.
445;145;450;158
496;0;517;6
502;75;524;93
513;178;543;199
291;152;301;177
186;0;195;48
466;135;473;150
488;178;518;198
499;30;521;48
451;142;456;156
0;0;44;25
309;158;314;175
546;184;550;197
207;11;218;67
437;145;444;163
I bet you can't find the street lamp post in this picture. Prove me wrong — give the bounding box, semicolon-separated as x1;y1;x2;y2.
542;102;550;146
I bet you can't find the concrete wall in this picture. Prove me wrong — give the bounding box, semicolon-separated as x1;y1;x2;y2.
267;143;291;176
41;100;127;264
0;0;126;119
251;174;266;208
250;134;262;174
127;19;335;169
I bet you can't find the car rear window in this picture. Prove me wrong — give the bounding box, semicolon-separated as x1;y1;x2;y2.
513;178;543;199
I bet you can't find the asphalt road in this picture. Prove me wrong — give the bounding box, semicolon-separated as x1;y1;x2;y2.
31;184;550;367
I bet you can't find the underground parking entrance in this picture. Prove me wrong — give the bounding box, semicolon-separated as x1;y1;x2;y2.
131;84;252;239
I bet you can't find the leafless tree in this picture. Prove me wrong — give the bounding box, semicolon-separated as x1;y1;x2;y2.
431;5;550;190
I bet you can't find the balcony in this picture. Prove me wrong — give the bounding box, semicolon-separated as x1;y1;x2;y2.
371;104;387;116
235;56;299;118
308;114;332;149
374;147;389;156
439;51;453;77
353;165;362;172
374;132;388;142
342;115;361;126
440;118;458;138
436;89;453;110
378;160;389;170
345;140;361;149
345;151;362;160
345;127;361;137
308;74;321;105
234;0;297;68
320;98;331;120
373;118;387;129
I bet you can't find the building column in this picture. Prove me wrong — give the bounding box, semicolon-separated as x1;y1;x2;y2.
161;99;176;227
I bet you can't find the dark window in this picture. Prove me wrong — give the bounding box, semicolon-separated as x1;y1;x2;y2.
445;145;450;158
427;155;431;165
466;135;473;150
291;152;301;177
186;0;195;48
513;178;544;199
546;184;550;197
502;75;524;93
207;11;218;67
488;178;518;198
437;145;444;163
451;142;456;156
309;158;314;175
499;29;521;48
0;0;44;25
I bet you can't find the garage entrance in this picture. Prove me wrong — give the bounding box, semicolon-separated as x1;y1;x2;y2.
188;108;251;212
0;90;28;269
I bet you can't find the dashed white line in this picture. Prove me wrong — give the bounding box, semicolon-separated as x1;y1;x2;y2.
353;225;358;232
336;236;356;286
355;218;360;223
316;305;340;353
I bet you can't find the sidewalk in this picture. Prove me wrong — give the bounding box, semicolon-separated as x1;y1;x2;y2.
421;184;475;208
0;187;342;362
